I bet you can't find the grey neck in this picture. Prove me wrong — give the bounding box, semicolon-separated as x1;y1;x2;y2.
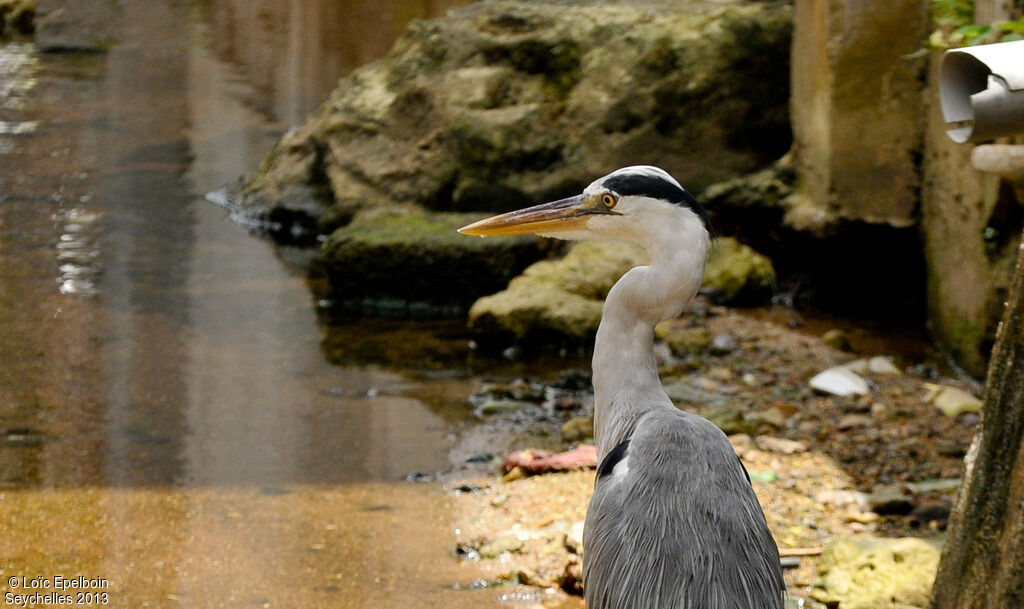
591;241;706;459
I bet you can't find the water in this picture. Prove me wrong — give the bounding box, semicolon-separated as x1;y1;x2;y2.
0;2;575;607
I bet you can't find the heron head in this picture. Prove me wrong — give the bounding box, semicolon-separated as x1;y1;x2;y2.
457;166;712;247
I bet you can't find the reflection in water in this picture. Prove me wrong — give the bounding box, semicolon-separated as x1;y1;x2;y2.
0;1;569;608
200;0;473;124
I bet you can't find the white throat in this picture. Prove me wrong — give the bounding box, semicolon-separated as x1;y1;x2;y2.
590;208;709;458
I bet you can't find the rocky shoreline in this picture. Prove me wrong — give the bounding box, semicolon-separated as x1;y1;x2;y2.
440;299;976;608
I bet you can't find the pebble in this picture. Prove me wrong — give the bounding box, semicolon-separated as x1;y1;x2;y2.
844;511;880;525
756;436;808;454
502;345;523;360
704;406;755;435
708;366;734;381
509;379;545;401
656;323;713;355
868;484;915;515
663;380;730;408
837;413;873;430
751;406;788;429
906;478;961;494
909;500;952;526
821;328;852;352
742;372;769;387
3;429;45;448
711;333;739;354
478;534;524;559
815;489;870;510
560;416;594;442
959;411;981;427
868;356;902;375
870;401;892;418
564;521;585;555
809;367;870;397
476;400;534;417
728;433;755;456
926;384;983;417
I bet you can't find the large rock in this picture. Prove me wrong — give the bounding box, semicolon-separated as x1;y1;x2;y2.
812;536;942;609
320;205;546;314
468;240;642;343
241;1;792;228
469;237;774;343
237;0;792;313
702;236;774;303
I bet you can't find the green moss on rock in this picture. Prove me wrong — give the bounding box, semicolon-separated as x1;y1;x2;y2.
467;241;644;343
321;206;546;314
703;237;775;303
469;237;775;343
654;320;713;356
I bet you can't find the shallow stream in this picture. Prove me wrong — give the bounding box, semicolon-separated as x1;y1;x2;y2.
0;2;577;607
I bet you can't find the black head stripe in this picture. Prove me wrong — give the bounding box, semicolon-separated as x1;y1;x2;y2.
602;173;714;236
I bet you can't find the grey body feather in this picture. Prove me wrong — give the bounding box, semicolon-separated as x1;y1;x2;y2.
579;168;784;608
583;407;785;609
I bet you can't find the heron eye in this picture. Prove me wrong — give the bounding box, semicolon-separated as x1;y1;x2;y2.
601;194;617;208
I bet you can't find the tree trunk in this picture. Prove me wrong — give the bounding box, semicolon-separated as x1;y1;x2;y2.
929;237;1024;608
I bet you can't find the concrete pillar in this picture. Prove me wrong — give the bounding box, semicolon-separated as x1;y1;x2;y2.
789;0;930;229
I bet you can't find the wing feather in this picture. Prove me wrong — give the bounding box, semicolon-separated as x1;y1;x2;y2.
583;409;784;609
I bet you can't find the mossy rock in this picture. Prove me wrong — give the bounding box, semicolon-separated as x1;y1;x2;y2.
468;241;646;343
469;237;775;343
469;282;605;344
654;320;713;356
703;237;775;303
812;536;942;609
561;416;594;442
320;206;547;314
241;1;793;230
702;406;756;436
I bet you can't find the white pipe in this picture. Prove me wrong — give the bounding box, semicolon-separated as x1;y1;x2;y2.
940;39;1024;143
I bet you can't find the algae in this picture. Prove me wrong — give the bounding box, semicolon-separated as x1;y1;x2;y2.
321;206;548;313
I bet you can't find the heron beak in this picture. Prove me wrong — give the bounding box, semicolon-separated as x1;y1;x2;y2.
457;195;601;236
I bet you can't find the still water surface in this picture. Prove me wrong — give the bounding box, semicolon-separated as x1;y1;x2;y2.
0;1;575;607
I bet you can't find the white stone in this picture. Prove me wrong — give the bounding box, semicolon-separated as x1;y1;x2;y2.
809;367;870;397
868;356;903;375
928;385;983;417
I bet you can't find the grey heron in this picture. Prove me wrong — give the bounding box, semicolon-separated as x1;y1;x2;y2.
459;166;785;609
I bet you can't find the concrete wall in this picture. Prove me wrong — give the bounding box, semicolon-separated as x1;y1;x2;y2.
790;0;1024;376
920;0;1024;376
790;0;930;230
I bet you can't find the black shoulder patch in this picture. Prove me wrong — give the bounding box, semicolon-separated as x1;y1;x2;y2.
602;172;713;236
597;439;630;479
